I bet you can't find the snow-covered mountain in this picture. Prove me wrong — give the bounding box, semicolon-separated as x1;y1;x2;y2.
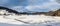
0;6;60;26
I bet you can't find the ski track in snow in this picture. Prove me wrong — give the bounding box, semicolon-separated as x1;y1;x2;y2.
0;15;60;26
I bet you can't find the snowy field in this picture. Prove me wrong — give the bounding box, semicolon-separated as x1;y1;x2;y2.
0;15;60;26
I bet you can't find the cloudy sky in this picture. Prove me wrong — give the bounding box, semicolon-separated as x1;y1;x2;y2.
0;0;60;12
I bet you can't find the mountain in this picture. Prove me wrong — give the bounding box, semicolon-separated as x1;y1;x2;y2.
19;9;60;16
52;9;60;16
0;6;20;15
40;9;60;16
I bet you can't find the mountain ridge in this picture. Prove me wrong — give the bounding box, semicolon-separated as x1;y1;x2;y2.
0;6;60;16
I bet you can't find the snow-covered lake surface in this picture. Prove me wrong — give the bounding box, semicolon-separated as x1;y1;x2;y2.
0;15;60;26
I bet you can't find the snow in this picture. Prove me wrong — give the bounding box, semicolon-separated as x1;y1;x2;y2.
0;14;60;26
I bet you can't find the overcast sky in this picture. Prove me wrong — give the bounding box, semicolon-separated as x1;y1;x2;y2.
0;0;60;12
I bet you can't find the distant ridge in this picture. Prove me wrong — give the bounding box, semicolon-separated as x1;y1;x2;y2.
19;9;60;16
0;6;20;14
